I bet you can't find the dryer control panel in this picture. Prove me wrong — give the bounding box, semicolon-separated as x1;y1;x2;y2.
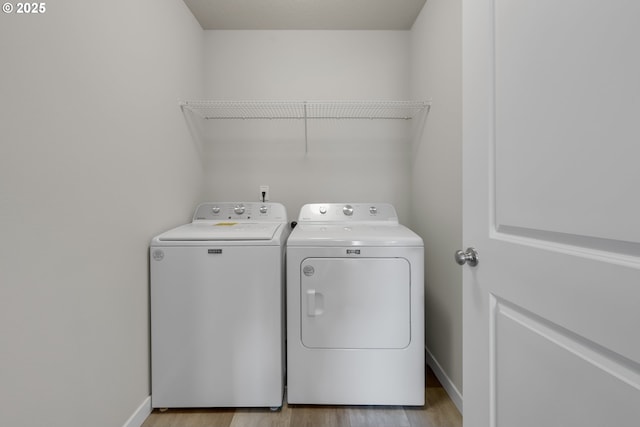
192;202;287;222
297;203;398;223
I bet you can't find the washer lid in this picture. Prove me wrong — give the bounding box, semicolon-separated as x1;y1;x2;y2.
157;222;282;241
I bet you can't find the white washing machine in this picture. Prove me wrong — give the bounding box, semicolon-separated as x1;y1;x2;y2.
150;202;288;409
286;203;425;405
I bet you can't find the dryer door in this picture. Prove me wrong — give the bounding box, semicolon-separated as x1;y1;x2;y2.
300;257;411;349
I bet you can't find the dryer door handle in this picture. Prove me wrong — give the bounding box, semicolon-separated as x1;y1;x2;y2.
306;289;324;316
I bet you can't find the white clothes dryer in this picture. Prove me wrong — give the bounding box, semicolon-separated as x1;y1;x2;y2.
150;202;288;409
286;203;425;405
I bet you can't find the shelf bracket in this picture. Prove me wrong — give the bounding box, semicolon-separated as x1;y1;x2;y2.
304;101;308;154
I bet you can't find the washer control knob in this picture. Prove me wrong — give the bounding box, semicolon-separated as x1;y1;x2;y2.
234;204;245;215
211;206;221;214
260;205;268;214
369;206;378;215
319;206;327;215
343;205;354;216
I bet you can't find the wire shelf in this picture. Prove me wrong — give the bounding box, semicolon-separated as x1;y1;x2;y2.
180;100;304;119
180;100;430;120
306;101;429;120
179;100;431;153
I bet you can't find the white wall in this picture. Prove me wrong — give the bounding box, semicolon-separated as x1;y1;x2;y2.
410;0;463;399
200;31;415;223
0;1;204;426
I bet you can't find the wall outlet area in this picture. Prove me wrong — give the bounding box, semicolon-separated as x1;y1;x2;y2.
259;185;270;202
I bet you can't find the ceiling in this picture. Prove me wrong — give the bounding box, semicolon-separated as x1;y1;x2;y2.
182;0;427;30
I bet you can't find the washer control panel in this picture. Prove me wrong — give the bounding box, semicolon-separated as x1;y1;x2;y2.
192;202;287;221
297;203;398;223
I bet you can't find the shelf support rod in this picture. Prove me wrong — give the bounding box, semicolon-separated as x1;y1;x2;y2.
304;101;308;154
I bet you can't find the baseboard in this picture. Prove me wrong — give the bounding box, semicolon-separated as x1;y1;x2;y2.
122;396;151;427
426;347;463;413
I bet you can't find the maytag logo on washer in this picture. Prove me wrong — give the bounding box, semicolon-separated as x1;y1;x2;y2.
303;265;315;276
152;250;164;261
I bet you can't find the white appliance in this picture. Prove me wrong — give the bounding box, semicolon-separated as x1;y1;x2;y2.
286;203;425;405
150;202;288;409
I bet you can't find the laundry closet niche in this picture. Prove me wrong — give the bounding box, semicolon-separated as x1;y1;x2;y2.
193;30;429;222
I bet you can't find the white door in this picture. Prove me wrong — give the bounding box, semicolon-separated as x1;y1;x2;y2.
462;1;640;426
300;257;411;349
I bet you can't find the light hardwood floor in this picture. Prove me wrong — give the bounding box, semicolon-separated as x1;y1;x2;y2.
141;367;462;427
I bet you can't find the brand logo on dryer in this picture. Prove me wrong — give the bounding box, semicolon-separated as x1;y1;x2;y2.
346;249;361;255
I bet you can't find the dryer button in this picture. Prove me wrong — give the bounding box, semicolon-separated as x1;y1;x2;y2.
303;265;315;276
